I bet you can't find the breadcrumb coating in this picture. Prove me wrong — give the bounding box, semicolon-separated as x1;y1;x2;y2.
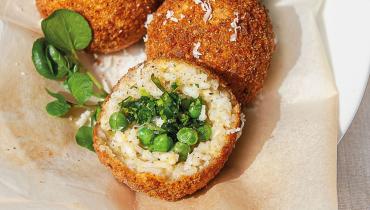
146;0;275;104
36;0;161;53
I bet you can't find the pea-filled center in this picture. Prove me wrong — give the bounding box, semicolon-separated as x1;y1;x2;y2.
108;74;213;162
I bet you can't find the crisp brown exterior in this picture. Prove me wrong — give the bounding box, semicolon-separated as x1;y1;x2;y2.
146;0;275;104
93;59;241;201
36;0;160;53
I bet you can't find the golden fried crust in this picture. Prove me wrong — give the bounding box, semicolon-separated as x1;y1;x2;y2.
93;58;241;201
36;0;160;53
146;0;275;104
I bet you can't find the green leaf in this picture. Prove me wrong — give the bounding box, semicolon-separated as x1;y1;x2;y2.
46;45;69;78
171;82;178;91
189;98;202;118
137;107;153;124
32;38;57;79
93;106;102;122
75;126;95;152
151;74;167;93
67;73;93;104
45;89;71;117
46;88;66;101
32;38;72;80
46;100;71;117
139;88;150;97
41;9;92;53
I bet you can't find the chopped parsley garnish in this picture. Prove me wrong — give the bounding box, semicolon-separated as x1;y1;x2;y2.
109;75;212;161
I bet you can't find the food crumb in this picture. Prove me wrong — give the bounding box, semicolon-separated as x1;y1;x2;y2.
193;0;212;22
198;105;207;121
20;72;25;76
192;42;202;59
143;34;148;42
226;113;246;138
165;10;179;22
230;12;241;42
145;14;154;28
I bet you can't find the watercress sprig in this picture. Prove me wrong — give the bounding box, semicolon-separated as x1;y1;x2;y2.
31;9;106;152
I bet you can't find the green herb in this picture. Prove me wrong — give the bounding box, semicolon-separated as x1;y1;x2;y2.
75;126;94;151
137;107;153;124
171;82;178;91
120;96;135;107
144;123;166;133
31;9;107;152
32;38;67;79
157;92;179;120
179;113;190;126
41;9;92;55
139;88;150;96
67;73;93;104
161;121;179;138
172;142;190;161
151;74;167;93
46;44;69;78
109;112;129;131
45;89;71;117
180;98;192;111
189;98;202;119
108;76;212;161
94;106;102;122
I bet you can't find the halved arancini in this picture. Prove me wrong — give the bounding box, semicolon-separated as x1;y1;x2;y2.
93;58;242;200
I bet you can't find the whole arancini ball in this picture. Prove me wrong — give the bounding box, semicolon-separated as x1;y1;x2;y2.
36;0;161;53
145;0;275;104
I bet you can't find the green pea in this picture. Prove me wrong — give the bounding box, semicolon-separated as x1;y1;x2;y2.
173;142;191;161
109;112;129;131
189;98;202;119
138;127;154;146
197;124;212;141
177;127;198;145
150;134;173;152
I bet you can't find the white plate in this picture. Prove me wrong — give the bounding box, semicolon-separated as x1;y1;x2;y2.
320;0;370;140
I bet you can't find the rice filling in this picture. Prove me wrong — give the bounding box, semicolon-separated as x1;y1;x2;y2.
99;61;238;179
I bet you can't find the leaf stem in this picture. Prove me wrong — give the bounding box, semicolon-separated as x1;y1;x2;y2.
93;91;108;99
87;72;106;93
72;104;99;109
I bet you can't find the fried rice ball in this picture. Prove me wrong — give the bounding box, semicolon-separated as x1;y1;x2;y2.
146;0;275;104
94;58;242;200
36;0;161;53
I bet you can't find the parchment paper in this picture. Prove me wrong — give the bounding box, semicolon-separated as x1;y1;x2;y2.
0;0;338;209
